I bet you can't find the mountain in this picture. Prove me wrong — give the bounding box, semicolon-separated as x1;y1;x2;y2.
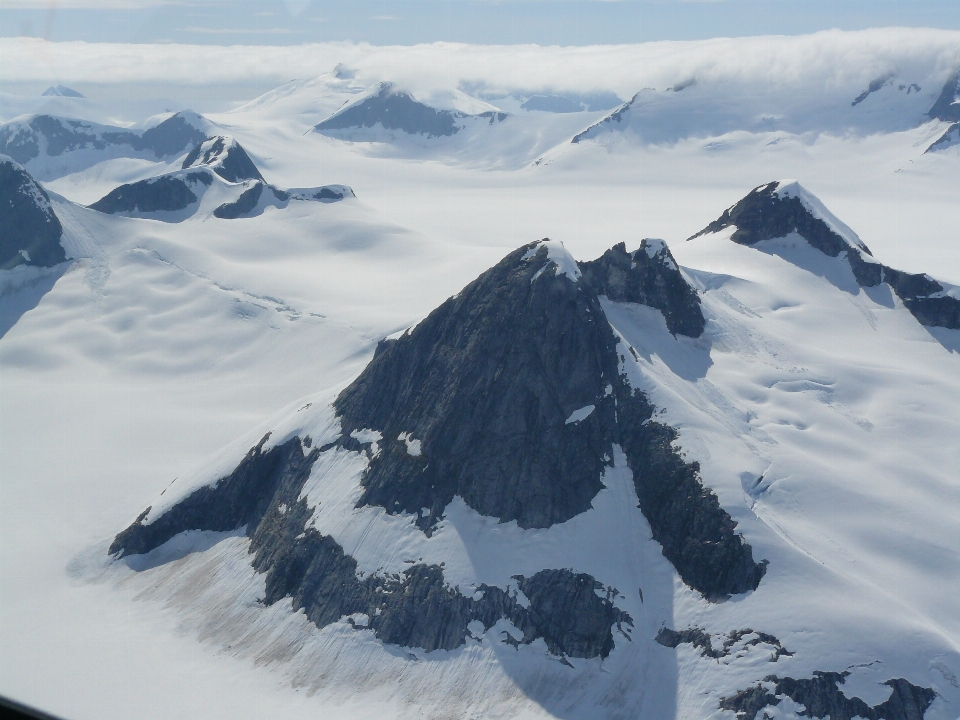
315;81;507;140
0;155;65;271
690;180;959;330
924;67;960;153
89;135;354;220
100;179;960;718
0;111;209;181
571;92;639;144
41;85;84;98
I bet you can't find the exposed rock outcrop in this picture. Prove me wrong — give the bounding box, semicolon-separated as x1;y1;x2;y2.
89;171;211;215
721;671;936;720
0;156;65;270
656;626;792;662
578;239;705;337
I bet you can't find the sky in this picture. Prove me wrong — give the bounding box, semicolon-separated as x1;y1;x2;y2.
1;0;959;46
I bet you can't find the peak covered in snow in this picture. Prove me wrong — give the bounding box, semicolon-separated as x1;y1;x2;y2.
181;136;264;184
691;180;870;254
41;85;84;98
0;155;65;270
315;81;507;140
691;180;960;330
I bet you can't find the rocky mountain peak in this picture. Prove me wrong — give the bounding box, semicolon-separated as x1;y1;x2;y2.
0;155;65;271
181;136;264;183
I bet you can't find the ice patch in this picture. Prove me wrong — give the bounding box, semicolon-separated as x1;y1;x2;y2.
565;405;596;424
397;431;422;456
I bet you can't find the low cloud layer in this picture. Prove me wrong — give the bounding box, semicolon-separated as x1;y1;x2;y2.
2;28;959;99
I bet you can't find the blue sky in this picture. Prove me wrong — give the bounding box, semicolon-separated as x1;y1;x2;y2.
1;0;959;45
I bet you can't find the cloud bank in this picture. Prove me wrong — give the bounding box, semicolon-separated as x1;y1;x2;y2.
1;28;959;98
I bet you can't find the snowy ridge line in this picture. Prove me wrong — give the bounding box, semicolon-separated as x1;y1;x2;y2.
689;180;960;330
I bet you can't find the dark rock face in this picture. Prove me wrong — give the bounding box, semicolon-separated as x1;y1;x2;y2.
89;172;210;214
656;626;792;661
181;137;264;183
571;92;638;143
335;243;619;534
927;67;960;122
316;83;462;138
578;240;705;337
0;158;65;270
213;182;264;219
721;671;936;720
0;112;206;166
615;387;766;600
110;434;632;658
693;182;960;330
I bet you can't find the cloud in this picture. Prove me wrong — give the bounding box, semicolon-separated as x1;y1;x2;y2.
1;28;957;100
178;26;301;35
371;15;400;21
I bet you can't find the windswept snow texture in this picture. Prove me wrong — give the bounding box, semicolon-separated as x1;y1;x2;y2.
926;122;960;153
691;180;960;329
0;156;65;270
0;111;208;179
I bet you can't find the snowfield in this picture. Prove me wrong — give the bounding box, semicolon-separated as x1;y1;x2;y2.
1;28;959;720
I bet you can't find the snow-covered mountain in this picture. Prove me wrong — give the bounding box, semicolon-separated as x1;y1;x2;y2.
88;135;354;221
82;181;960;719
925;68;960;153
315;81;507;140
0;110;210;181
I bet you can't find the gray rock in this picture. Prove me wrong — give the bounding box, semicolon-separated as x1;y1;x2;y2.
721;671;936;720
0;157;65;270
213;181;264;219
89;171;211;215
578;239;705;337
656;626;792;661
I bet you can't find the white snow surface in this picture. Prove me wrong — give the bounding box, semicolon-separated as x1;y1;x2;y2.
2;29;960;720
